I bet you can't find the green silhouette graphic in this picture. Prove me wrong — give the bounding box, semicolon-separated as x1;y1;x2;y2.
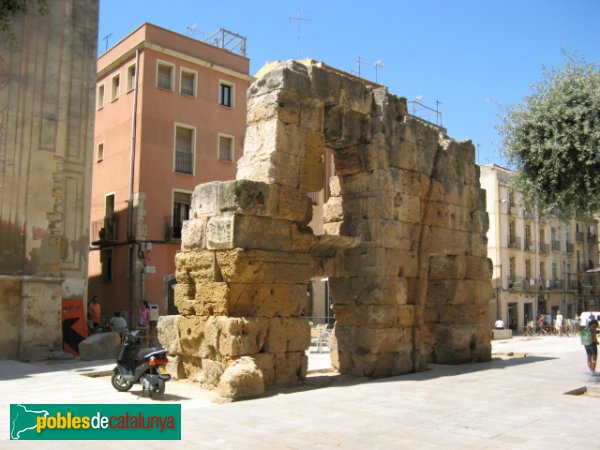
10;404;49;440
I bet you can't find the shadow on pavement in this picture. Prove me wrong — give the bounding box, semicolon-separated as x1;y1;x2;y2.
0;359;114;381
265;354;557;398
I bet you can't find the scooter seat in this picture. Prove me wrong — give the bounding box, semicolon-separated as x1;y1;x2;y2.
136;347;161;360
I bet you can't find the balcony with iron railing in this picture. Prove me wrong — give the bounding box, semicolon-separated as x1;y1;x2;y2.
539;242;549;254
524;239;536;252
175;151;193;174
589;232;598;243
91;215;119;243
567;279;579;291
576;231;585;242
164;216;184;241
551;240;561;251
546;278;563;290
507;236;521;250
522;209;535;220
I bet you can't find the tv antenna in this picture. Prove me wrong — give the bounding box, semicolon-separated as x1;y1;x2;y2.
102;33;113;52
186;24;202;39
374;59;384;83
289;8;312;59
352;56;369;78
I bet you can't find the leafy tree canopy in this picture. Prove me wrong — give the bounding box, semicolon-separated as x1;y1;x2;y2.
0;0;47;47
497;52;600;218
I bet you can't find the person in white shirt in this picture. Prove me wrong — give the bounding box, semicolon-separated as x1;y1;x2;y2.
494;319;505;329
109;311;128;338
555;310;564;336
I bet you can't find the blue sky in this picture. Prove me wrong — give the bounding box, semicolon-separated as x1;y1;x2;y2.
98;0;600;166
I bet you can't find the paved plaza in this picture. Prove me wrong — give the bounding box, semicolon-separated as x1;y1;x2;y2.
1;335;598;449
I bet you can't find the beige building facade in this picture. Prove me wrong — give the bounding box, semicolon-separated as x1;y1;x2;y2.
481;164;599;330
89;24;251;325
0;1;99;359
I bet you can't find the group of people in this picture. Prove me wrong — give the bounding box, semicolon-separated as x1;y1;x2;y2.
86;296;152;336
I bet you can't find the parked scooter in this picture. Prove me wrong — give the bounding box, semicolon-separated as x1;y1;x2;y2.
111;329;171;399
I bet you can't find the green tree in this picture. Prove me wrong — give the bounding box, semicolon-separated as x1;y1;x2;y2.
0;0;47;47
497;53;600;217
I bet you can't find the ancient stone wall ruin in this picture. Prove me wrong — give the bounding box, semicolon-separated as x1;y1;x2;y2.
158;60;492;398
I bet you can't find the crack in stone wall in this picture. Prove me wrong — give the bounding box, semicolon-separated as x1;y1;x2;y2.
158;60;492;399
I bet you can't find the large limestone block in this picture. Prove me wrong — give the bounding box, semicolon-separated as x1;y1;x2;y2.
428;254;468;280
328;276;408;307
333;304;415;328
424;305;489;325
157;315;182;355
341;245;388;277
429;179;486;210
465;256;493;280
206;214;293;251
180;218;207;251
203;317;269;358
193;281;230;316
177;316;270;359
324;107;368;150
246;88;302;125
190;180;312;224
423;201;474;232
237;147;301;188
430;324;491;364
263;317;310;353
175;251;217;284
253;352;275;386
227;283;307;317
198;358;227;386
250;60;311;99
215;249;314;285
427;280;493;306
173;283;196;315
274;351;307;385
338;350;414;378
78;332;121;361
217;357;265;400
422;226;471;255
299;128;326;192
335;325;412;354
383;248;418;278
387;120;438;173
176;315;208;357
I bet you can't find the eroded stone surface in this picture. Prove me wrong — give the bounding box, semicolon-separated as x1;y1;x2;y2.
158;59;492;395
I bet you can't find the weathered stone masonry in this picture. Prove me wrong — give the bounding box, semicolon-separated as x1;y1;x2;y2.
158;60;492;398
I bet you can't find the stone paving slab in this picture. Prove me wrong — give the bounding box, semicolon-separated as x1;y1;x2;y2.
1;336;597;448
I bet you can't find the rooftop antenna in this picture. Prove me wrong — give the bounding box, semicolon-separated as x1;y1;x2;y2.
102;33;113;52
352;56;369;78
289;8;312;59
435;99;443;126
186;23;202;39
374;59;384;83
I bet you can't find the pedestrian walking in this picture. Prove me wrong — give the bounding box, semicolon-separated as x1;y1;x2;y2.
580;318;599;375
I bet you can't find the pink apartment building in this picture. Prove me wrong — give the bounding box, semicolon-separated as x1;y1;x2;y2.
89;23;251;326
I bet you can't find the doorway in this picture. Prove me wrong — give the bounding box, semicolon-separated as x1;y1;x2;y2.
507;303;518;330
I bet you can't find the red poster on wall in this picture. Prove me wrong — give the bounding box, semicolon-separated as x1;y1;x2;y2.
62;298;88;355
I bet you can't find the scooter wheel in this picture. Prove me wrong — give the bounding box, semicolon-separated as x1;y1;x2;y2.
111;370;133;392
149;378;165;399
